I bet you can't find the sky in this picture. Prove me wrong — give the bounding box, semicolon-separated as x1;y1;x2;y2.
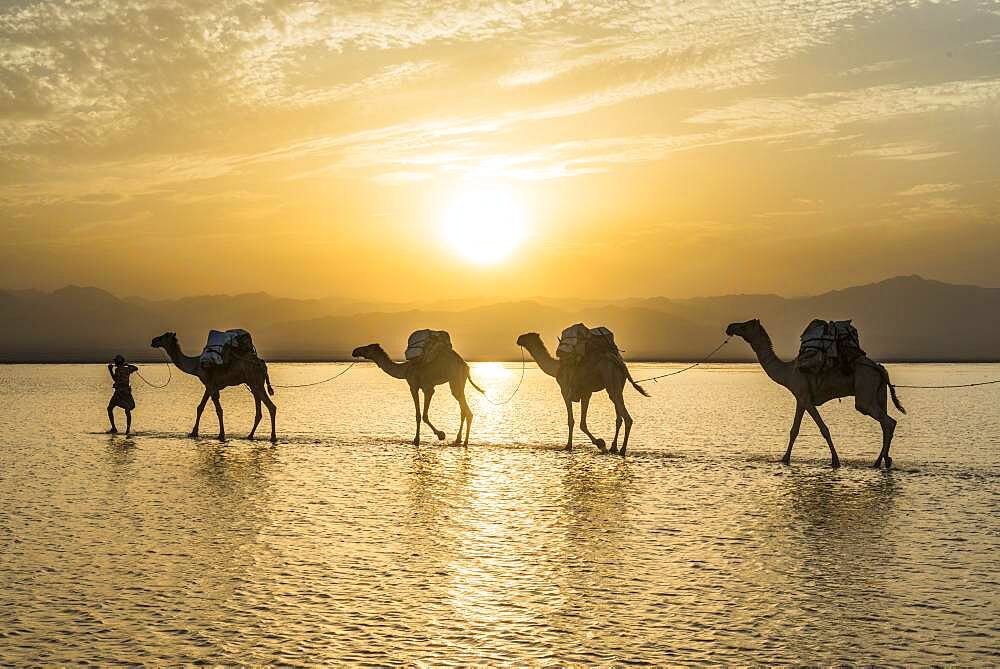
1;0;998;300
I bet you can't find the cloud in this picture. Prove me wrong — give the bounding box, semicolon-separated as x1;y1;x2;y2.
850;142;956;161
254;60;441;109
688;80;1000;136
1;0;998;214
895;196;981;221
840;59;909;77
339;78;999;180
4;71;997;212
898;183;962;196
0;0;943;155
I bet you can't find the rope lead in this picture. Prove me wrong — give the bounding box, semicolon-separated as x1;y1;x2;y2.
135;351;173;389
633;338;730;384
895;378;1000;389
479;346;528;406
272;361;357;389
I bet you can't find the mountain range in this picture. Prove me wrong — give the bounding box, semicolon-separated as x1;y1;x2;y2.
1;275;997;362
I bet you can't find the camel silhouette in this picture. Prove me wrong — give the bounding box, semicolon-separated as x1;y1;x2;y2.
725;319;905;468
151;332;277;442
352;343;483;446
516;332;649;455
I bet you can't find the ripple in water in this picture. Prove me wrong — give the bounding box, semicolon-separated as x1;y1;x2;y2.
0;362;996;663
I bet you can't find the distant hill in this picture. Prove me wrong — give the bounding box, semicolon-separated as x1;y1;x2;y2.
1;275;997;362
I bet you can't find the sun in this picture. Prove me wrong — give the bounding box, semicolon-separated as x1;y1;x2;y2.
440;184;528;264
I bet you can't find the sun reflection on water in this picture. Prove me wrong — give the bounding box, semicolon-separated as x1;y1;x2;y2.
471;362;513;380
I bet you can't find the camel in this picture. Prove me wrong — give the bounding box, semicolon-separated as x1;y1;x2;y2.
725;319;905;469
351;343;483;446
516;333;649;455
151;332;277;442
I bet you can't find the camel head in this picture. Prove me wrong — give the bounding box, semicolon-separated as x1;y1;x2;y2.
725;319;763;340
352;343;384;359
516;332;543;349
151;332;177;349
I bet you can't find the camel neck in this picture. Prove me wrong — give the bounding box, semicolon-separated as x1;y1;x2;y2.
369;349;410;380
747;329;792;388
524;340;560;378
162;340;201;376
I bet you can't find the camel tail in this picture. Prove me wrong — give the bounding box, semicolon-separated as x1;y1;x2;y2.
623;363;651;397
467;368;485;394
264;362;275;396
630;379;651;397
880;363;905;414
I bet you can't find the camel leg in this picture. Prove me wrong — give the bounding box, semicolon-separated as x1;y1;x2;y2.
421;387;446;441
782;405;805;465
450;379;472;446
262;393;277;443
873;414;896;469
855;368;894;469
191;389;210;438
564;396;575;451
609;386;633;456
578;393;607;453
806;406;839;468
210;391;226;442
620;405;634;456
868;390;896;470
248;394;263;440
463;403;472;447
124;409;132;436
411;386;421;446
107;403;118;434
454;407;465;445
454;399;465;445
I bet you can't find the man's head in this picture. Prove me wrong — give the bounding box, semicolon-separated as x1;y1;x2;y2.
113;354;126;367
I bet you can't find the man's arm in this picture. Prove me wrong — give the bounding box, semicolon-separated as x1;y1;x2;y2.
125;364;139;375
108;363;116;380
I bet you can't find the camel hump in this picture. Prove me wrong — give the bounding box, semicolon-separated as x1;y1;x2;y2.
405;329;452;363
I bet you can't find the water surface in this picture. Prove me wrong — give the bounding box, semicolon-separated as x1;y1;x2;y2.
0;362;997;664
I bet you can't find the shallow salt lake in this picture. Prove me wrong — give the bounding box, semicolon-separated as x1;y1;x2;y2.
0;362;997;664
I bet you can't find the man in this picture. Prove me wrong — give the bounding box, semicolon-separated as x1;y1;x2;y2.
107;354;138;435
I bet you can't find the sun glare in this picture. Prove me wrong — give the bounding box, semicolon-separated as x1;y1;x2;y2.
471;361;512;379
440;184;528;264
